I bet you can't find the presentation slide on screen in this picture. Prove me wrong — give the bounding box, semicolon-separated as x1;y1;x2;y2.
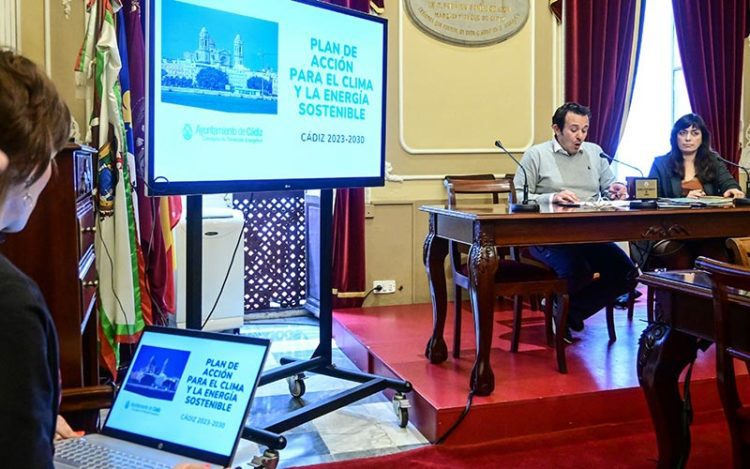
150;0;385;184
104;332;266;455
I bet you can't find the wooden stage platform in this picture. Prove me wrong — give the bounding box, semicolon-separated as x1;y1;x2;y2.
332;294;746;445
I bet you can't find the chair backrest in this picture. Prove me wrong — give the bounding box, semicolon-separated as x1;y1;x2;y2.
694;256;750;414
726;237;750;267
443;175;517;274
444;175;517;208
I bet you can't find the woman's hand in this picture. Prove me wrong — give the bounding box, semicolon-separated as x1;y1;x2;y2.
54;415;83;440
724;188;745;199
686;189;705;199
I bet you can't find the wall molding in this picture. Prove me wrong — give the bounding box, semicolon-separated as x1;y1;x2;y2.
398;0;536;154
44;0;51;74
0;0;19;49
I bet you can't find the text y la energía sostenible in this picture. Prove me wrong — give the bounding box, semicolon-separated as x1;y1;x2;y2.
184;358;246;412
291;38;374;120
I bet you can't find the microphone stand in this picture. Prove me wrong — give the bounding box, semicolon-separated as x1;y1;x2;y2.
494;140;539;213
599;152;657;209
714;153;750;206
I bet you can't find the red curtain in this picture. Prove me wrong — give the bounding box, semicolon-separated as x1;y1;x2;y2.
331;190;366;308
326;0;371;10
564;0;643;157
324;0;369;308
672;0;750;170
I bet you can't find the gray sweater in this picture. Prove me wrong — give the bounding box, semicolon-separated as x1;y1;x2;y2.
513;139;616;204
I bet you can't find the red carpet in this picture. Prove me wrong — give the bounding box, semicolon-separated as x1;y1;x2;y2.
293;414;731;468
310;295;745;467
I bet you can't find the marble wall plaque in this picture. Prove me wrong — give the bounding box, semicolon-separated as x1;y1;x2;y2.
404;0;530;46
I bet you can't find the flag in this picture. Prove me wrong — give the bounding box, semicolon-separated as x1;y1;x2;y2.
74;0;99;142
87;0;148;377
123;0;175;325
118;6;154;328
160;196;180;313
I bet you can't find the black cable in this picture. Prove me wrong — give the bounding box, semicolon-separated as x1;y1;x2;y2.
96;228;133;327
361;284;381;302
434;390;475;445
201;220;246;330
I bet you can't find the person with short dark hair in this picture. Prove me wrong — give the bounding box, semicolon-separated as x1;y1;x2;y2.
0;48;73;468
644;113;744;269
513;102;638;341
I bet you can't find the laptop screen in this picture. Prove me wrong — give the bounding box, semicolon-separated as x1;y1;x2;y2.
102;326;270;465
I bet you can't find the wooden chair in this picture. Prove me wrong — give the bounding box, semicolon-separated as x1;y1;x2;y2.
694;256;750;467
60;385;115;433
445;176;571;373
605;287;637;341
727;237;750;267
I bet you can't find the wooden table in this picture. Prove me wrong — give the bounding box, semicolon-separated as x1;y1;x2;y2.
421;203;750;396
638;270;750;468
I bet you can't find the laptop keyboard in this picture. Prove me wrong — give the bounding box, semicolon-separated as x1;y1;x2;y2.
55;437;172;469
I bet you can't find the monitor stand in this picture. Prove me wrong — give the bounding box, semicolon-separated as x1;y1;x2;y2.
184;192;412;466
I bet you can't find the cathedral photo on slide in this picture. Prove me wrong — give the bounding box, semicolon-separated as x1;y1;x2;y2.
160;0;279;114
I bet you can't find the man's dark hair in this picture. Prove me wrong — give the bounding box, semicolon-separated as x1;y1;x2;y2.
552;102;591;130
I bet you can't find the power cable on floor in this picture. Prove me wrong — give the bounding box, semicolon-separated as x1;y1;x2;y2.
434;390;475;445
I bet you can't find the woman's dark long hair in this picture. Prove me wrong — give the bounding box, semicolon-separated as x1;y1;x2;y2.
668;113;716;182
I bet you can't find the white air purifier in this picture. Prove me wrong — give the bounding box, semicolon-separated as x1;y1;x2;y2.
175;207;245;332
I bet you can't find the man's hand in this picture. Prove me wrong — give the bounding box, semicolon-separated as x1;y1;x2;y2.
552;189;580;204
608;182;628;200
724;188;745;199
686;189;705;199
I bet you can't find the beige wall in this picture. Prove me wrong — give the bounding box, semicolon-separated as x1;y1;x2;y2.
17;0;86;133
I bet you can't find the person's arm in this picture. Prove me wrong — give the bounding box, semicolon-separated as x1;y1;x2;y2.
593;149;628;199
514;148;556;204
710;154;743;195
597;155;617;192
0;274;58;468
648;156;672;198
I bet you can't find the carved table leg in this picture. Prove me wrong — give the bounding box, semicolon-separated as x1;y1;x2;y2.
637;322;700;469
468;229;499;396
424;214;449;364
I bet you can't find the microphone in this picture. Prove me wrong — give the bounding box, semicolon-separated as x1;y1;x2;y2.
599;152;644;177
494;140;539;213
599;152;657;209
713;153;750;206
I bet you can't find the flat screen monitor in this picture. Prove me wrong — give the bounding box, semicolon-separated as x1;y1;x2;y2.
146;0;387;195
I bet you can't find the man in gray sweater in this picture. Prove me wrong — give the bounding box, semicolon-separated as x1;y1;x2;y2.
513;102;638;340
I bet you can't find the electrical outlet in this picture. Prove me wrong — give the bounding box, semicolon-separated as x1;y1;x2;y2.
373;280;396;294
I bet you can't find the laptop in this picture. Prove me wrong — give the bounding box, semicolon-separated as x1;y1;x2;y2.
55;326;270;468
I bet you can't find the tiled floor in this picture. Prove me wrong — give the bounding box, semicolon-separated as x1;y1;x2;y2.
236;317;428;468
